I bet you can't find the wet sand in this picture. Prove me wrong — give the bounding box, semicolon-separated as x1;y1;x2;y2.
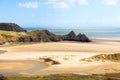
0;60;48;76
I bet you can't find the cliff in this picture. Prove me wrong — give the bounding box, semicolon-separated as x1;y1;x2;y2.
64;31;91;42
0;23;26;32
17;30;91;43
0;23;91;45
17;30;63;42
0;30;91;45
64;31;76;41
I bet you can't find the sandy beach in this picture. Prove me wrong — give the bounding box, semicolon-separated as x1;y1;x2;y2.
0;39;120;75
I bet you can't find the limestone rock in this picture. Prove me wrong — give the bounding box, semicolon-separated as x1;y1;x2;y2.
64;30;76;41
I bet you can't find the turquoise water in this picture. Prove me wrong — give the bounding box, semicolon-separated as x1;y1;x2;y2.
25;28;120;39
49;29;120;38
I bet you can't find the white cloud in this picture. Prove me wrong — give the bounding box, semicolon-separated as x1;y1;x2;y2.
102;0;118;6
18;1;39;8
46;0;71;9
46;0;89;9
78;0;89;6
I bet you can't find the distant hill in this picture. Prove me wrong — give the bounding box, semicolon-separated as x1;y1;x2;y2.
0;30;91;45
17;30;91;42
0;23;26;32
18;30;63;42
0;23;91;45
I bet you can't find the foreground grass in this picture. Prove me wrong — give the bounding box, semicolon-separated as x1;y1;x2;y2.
0;73;120;80
103;73;120;78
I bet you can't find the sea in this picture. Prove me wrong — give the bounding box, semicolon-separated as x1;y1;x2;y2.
24;27;120;39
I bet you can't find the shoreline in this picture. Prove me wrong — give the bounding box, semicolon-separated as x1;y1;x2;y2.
92;38;120;39
0;38;120;76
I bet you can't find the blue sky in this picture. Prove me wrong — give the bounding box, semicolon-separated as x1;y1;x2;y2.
0;0;120;28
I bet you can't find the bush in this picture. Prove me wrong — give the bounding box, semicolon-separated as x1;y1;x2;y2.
0;75;6;80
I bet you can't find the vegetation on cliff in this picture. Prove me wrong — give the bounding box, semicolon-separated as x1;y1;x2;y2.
0;30;26;44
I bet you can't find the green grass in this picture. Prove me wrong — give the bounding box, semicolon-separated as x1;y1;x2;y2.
0;30;62;44
103;73;120;78
0;30;26;41
1;73;120;80
0;74;103;80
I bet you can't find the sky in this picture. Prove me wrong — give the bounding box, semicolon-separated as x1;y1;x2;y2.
0;0;120;28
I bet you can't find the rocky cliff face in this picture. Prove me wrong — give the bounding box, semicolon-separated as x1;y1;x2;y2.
76;33;91;42
64;31;91;42
17;30;63;42
0;23;26;32
64;31;76;41
0;30;91;44
17;30;91;43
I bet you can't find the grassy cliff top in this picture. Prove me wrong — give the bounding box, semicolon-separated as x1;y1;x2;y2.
0;30;26;41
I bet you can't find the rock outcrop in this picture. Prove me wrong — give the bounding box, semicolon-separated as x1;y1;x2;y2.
0;23;26;32
64;31;76;41
76;33;91;42
64;31;91;42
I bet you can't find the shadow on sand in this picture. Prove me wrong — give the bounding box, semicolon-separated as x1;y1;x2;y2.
0;50;7;54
